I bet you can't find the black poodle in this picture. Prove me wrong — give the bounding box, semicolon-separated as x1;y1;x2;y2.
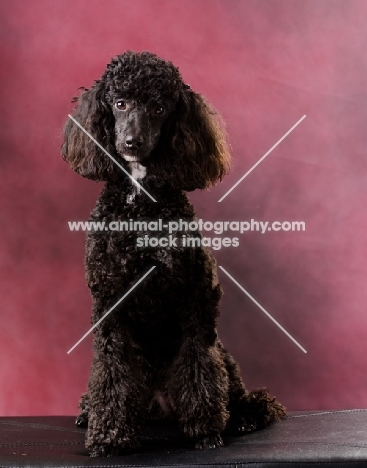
62;51;286;457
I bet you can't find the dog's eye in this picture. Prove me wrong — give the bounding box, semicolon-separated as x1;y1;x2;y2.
115;100;127;110
155;105;165;115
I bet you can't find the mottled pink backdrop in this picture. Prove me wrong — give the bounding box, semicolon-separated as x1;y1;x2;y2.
1;0;366;415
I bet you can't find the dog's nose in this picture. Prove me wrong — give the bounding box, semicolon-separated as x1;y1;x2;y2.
125;135;143;149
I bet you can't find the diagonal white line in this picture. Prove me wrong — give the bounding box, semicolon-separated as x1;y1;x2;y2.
218;266;307;354
68;115;157;203
67;266;156;354
218;115;306;202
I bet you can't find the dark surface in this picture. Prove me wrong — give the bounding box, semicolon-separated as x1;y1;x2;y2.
1;410;367;467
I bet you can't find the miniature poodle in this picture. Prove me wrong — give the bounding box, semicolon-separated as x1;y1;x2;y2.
62;51;286;457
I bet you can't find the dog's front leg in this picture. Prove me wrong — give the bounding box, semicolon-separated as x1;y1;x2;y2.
86;328;147;457
167;337;229;449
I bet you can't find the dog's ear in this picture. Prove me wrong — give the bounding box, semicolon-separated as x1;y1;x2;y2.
151;87;231;191
62;80;117;181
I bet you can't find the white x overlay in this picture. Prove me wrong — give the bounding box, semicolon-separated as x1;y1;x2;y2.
218;115;306;202
219;266;307;353
67;112;307;355
68;115;157;202
67;266;156;354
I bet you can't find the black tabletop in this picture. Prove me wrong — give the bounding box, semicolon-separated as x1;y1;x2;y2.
1;410;367;467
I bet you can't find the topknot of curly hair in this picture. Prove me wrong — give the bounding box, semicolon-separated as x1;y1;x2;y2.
103;51;184;104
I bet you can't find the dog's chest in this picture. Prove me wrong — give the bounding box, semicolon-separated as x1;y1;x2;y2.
126;162;146;204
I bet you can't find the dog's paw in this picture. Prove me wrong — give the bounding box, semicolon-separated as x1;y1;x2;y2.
88;438;140;457
75;413;88;428
76;392;89;427
224;417;256;436
87;429;140;457
247;388;287;426
194;433;224;449
89;446;124;457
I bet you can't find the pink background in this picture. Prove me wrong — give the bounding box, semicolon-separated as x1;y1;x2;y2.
1;0;367;416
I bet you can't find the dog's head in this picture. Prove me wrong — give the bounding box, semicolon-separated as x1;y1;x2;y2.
62;51;230;191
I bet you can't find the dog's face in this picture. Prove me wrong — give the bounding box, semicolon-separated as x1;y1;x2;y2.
63;51;230;188
104;51;182;164
111;96;175;163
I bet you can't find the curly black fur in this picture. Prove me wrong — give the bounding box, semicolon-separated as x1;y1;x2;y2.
62;51;286;457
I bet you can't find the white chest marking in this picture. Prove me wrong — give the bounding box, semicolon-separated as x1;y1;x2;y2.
127;162;146;204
